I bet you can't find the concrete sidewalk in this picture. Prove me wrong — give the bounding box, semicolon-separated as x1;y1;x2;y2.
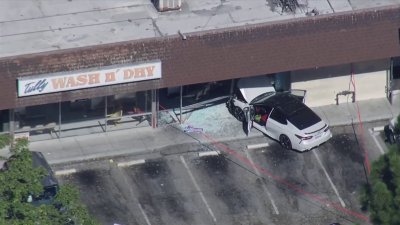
5;97;398;165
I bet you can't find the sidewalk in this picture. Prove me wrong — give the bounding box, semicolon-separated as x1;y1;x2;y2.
5;97;398;165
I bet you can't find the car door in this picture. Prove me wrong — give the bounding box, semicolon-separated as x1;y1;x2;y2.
243;107;253;136
266;108;287;140
289;89;307;103
252;105;272;135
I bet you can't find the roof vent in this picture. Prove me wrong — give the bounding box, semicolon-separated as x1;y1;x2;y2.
151;0;182;12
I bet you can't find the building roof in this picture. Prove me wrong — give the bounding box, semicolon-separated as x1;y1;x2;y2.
1;0;400;59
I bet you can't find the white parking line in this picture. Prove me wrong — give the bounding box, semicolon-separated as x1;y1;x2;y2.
198;151;220;157
117;159;146;167
180;155;217;223
312;151;346;208
244;149;279;215
138;203;152;225
54;168;76;176
247;143;269;150
368;129;385;155
372;126;385;132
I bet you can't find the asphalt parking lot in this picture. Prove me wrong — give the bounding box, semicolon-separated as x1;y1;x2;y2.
54;123;389;225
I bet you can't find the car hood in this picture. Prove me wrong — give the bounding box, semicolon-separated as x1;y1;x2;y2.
237;75;275;103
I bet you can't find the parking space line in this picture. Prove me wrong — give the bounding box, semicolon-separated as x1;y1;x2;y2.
247;143;269;150
180;155;217;223
201;132;369;222
54;168;76;176
117;159;146;167
198;151;220;157
372;126;385;132
244;149;279;215
312;151;346;208
368;129;385;154
138;203;152;225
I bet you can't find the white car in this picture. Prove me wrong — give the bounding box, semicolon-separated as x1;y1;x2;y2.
226;88;332;152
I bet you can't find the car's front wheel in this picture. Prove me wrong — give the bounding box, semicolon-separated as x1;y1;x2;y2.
279;134;292;150
226;99;234;114
234;107;245;122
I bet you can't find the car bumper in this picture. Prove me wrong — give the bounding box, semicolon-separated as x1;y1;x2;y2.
294;130;333;152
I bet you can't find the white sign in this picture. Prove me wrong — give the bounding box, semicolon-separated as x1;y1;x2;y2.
17;60;162;97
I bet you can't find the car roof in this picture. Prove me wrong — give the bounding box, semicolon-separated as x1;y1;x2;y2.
251;92;305;115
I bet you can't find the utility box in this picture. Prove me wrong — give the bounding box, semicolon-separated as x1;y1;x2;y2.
151;0;182;12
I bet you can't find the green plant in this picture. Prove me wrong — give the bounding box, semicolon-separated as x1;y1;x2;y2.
0;134;99;225
361;144;400;225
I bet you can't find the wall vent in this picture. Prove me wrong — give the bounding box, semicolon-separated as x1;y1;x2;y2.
151;0;182;12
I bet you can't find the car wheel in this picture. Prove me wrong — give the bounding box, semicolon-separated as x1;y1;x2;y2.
384;125;395;144
234;107;245;122
279;134;292;150
389;133;395;144
226;100;234;114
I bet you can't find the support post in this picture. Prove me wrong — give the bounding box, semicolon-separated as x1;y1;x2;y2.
9;109;14;149
229;79;235;95
105;96;108;132
180;86;183;124
58;102;61;138
151;89;158;128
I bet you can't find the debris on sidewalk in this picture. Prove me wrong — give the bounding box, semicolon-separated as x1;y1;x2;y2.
183;125;204;133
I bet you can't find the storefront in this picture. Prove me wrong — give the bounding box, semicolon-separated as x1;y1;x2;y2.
8;61;161;141
0;5;399;142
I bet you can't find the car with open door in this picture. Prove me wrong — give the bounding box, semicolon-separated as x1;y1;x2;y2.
226;76;332;152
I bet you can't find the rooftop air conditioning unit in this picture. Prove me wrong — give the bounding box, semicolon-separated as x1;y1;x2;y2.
151;0;182;12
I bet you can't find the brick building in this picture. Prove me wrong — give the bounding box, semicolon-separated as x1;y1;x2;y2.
0;1;399;140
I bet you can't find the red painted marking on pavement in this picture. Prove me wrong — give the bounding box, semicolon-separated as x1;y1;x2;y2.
201;132;370;223
350;68;371;175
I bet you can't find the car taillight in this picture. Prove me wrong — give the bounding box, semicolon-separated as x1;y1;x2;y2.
295;134;312;140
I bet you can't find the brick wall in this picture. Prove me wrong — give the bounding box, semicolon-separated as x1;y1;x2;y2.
0;5;399;110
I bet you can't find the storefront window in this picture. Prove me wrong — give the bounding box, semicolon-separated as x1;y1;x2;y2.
105;90;152;131
0;109;10;133
158;80;232;125
10;90;155;141
14;103;59;141
60;97;105;138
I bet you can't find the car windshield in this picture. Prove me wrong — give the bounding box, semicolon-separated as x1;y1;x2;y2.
250;92;275;104
287;106;321;130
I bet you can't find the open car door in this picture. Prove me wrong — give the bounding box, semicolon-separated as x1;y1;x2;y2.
243;107;254;136
289;89;307;103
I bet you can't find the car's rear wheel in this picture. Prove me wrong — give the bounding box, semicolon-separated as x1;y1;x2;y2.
279;134;292;150
234;107;245;122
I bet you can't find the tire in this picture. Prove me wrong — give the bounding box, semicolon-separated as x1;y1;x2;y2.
384;125;395;144
226;100;234;114
279;134;292;150
234;107;245;122
389;133;395;145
